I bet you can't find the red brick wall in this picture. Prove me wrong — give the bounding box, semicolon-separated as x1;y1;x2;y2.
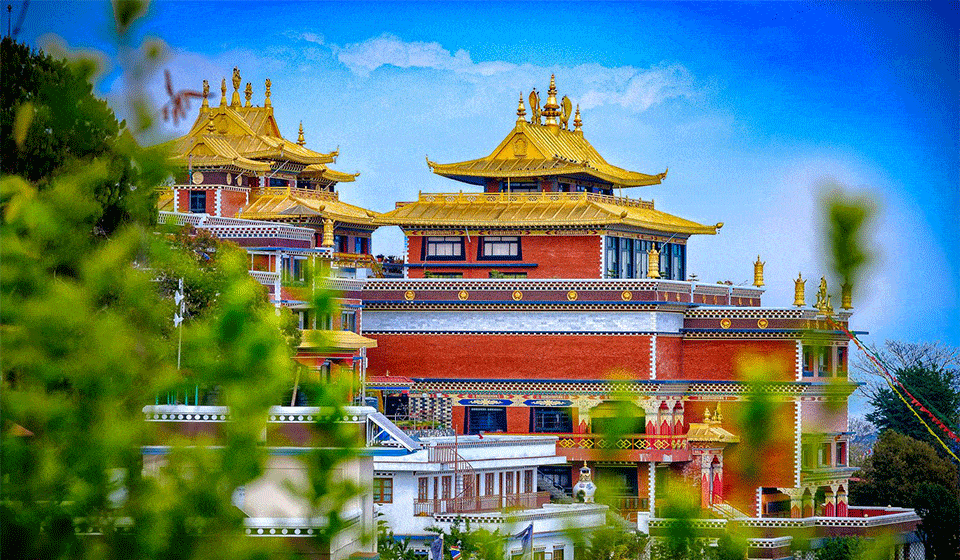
405;235;601;279
506;407;528;432
222;190;248;217
366;334;653;380
675;339;797;381
656;335;683;378
176;189;214;214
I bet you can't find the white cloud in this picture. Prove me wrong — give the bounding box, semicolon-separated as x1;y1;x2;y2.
578;63;697;112
331;33;516;77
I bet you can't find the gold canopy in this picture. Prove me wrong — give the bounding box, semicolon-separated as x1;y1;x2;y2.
239;188;378;225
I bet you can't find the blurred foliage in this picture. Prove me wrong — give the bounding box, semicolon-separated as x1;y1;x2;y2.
813;537;864;560
581;523;648;560
0;3;357;559
427;518;505;560
1;37;159;237
821;187;874;287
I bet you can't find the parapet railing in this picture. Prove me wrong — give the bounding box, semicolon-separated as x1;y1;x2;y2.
414;491;550;516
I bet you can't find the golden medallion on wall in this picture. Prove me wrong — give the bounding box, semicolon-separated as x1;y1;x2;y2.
512;291;523;301
621;291;633;301
720;318;732;329
404;291;415;301
191;171;204;185
567;291;578;301
458;290;469;301
757;318;769;329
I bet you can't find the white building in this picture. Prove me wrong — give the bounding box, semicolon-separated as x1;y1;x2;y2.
373;434;609;558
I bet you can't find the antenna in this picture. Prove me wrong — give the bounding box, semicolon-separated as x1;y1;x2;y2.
7;5;12;38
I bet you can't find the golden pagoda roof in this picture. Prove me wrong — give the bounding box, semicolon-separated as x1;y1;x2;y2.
239;187;379;226
166;72;356;183
299;329;378;350
428;78;665;188
377;191;720;235
686;422;739;444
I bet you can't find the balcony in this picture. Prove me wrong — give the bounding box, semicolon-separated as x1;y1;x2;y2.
552;433;690;463
414;491;551;516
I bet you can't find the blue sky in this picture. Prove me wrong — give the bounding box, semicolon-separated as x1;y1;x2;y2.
17;2;959;363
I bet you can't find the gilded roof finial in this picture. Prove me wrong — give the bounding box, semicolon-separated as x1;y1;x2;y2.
794;273;806;307
753;255;765;287
560;95;572;130
244;82;252;107
297;121;305;146
529;89;541;125
542;74;561;128
517;92;527;123
231;67;241;107
264;78;272;107
647;247;661;279
714;404;722;423
201;79;209;108
220;78;227;107
703;406;712;422
815;277;828;312
573;105;582;134
206;112;215;133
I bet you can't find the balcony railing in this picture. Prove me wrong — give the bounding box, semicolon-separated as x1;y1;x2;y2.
414;491;550;516
555;433;688;451
416;191;655;210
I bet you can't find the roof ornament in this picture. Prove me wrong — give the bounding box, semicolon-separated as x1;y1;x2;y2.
264;78;272;107
528;89;541;125
297;121;305;146
516;92;526;123
220;78;227;107
794;273;806;307
753;255;765;287
815;276;828;311
244;82;252;107
206;112;215;133
841;282;853;310
201;79;209;108
560;95;572;130
542;75;561;127
573;105;582;133
231;67;242;107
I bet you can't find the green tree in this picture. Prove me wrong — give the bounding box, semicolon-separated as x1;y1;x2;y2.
813;537;864;560
912;483;960;560
1;37;158;236
858;342;960;455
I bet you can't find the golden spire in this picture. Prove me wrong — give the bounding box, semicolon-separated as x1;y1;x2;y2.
231;67;241;107
573;105;582;134
297;121;305;146
264;78;272;107
703;406;712;422
517;92;527;123
542;74;561;128
220;78;227;107
244;82;252;107
201;79;209;108
794;273;806;307
841;282;853;310
753;255;765;287
647;247;661;279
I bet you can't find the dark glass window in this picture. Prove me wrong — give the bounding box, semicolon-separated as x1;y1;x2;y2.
539;465;572;494
341;311;356;332
423;236;464;260
479;236;521;259
189;190;206;213
269;177;288;188
605;237;619;278
531;407;573;433
466;407;506;434
373;478;393;503
635;240;652;278
619;238;634;278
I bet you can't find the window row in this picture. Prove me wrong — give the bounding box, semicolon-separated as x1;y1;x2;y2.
422;236;522;261
465;405;648;435
801;345;848;377
604;237;686;280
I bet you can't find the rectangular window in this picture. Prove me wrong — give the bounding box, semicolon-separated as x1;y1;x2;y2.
605;237;620;278
189;190;207;213
269;177;288;188
803;347;814;377
485;473;496;496
418;477;429;501
466;407;507;434
424;236;465;260
489;271;527;279
635;240;651;278
818;347;830;377
531;407;573;433
837;346;848;377
441;476;452;499
373;477;393;503
341;311;356;332
554;548;565;560
505;472;514;495
524;470;534;493
819;443;831;467
534;551;545;560
836;442;847;466
619;237;634;278
479;236;521;259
